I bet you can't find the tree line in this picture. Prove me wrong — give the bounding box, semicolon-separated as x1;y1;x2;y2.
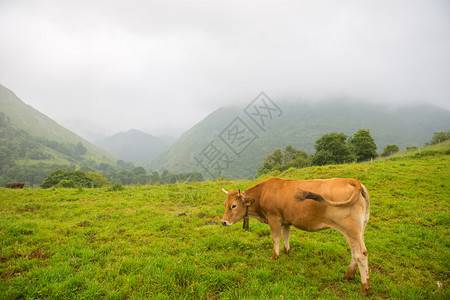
257;129;449;177
1;160;204;188
1;112;204;187
39;167;204;189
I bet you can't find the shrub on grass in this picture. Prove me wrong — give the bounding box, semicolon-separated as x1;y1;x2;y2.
381;144;400;157
41;170;95;188
108;183;125;191
86;172;110;187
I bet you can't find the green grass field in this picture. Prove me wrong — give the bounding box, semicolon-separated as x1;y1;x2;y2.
1;144;449;299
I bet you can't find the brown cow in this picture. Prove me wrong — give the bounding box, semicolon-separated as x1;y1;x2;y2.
221;177;371;295
6;182;25;189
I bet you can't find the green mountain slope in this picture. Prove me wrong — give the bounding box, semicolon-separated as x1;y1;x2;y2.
149;100;450;178
0;84;117;185
0;84;114;160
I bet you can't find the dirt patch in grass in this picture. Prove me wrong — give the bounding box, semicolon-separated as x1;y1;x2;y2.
371;262;388;275
1;269;22;279
27;249;53;260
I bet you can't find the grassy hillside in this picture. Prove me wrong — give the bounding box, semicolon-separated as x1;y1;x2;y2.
149;101;450;179
146;106;238;173
0;144;448;299
0;83;115;161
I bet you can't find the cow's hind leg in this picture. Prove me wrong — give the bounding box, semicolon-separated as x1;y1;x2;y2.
345;213;369;281
282;225;291;254
344;233;371;296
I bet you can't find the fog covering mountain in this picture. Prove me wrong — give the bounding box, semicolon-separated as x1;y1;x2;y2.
96;129;175;165
148;100;450;179
2;80;449;181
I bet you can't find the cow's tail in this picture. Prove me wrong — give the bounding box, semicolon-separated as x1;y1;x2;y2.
361;183;370;228
295;179;362;207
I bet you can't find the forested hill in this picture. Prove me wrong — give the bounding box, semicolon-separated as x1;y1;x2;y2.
0;84;113;159
0;84;116;185
148;100;450;179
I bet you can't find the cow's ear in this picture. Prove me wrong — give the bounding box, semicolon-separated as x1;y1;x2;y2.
242;197;255;206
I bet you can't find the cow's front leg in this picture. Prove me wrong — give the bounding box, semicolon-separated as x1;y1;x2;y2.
268;217;282;260
282;224;291;254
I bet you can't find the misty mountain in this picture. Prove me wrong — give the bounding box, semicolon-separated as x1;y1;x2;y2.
0;83;117;184
96;129;175;165
148;100;450;179
0;83;115;161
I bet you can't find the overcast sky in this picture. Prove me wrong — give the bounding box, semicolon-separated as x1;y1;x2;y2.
0;0;449;139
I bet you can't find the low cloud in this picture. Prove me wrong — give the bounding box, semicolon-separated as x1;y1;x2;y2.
0;0;449;137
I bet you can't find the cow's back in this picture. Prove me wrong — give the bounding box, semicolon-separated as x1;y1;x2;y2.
259;177;359;203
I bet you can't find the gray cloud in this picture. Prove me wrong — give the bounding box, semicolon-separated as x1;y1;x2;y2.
0;0;449;138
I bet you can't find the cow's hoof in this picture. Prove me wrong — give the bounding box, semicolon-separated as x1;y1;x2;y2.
361;282;371;296
270;249;279;260
283;247;290;254
343;272;356;280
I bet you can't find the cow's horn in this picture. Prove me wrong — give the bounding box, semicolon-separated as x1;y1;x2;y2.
221;186;229;194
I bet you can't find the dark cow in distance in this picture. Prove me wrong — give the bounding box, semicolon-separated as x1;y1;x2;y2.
6;182;25;189
221;177;371;296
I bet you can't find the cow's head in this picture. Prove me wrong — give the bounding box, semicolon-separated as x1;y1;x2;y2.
221;187;254;226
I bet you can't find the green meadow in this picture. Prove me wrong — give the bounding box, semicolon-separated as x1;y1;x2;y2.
1;143;449;299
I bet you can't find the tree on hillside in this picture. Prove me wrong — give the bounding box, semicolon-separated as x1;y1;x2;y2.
282;145;311;169
261;148;283;171
177;171;204;182
257;146;311;176
149;171;161;184
86;172;110;187
98;162;115;172
350;129;378;162
132;166;146;175
429;131;450;145
132;166;149;184
312;132;356;166
161;169;178;184
0;112;10;128
80;159;99;172
75;142;87;156
117;160;134;171
381;144;399;157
